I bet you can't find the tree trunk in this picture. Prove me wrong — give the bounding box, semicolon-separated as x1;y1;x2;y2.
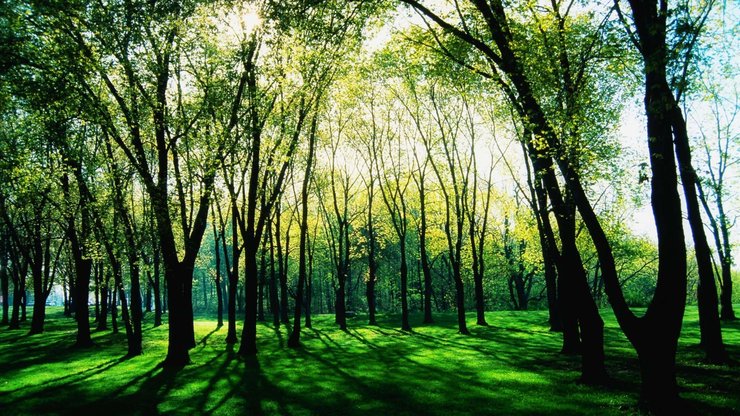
452;259;469;334
97;264;108;331
418;182;433;324
9;277;21;330
111;286;118;334
0;237;9;326
670;101;728;363
226;204;240;343
306;232;314;329
29;262;47;335
276;210;290;325
289;113;317;347
162;261;191;367
268;223;280;328
258;239;266;322
238;243;259;356
213;223;224;327
400;238;411;331
719;262;735;320
153;244;162;327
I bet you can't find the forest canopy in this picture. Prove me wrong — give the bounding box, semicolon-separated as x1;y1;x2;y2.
0;0;738;414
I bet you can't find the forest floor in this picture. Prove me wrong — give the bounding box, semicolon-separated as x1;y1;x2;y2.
0;306;738;415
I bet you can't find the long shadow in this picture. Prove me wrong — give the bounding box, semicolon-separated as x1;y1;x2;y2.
198;327;220;348
2;356;128;397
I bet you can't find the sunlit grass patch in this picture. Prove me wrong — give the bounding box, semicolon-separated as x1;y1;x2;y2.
0;305;738;415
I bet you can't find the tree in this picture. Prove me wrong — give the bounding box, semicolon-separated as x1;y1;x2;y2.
288;101;320;347
695;84;738;321
376;109;413;332
398;0;618;383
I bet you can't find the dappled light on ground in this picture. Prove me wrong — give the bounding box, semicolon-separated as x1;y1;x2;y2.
1;307;738;415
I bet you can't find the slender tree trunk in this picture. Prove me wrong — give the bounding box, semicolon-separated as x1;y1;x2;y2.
400;238;411;331
669;104;727;363
8;256;25;330
153;247;162;327
418;181;433;324
524;145;562;332
289;113;317;347
145;280;152;313
470;226;486;325
9;278;21;330
29;261;47;335
306;232;314;329
111;286;118;334
0;237;9;326
268;223;279;328
97;264;108;331
258;240;266;322
213;223;224;327
226;204;240;343
275;209;290;325
94;271;100;323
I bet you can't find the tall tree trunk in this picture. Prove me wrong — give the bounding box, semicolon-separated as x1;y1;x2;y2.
153;245;162;327
275;208;290;325
213;221;224;328
268;223;280;328
226;203;240;343
239;242;259;355
366;207;378;326
400;238;411;331
306;232;314;329
698;180;738;321
8;253;26;330
418;179;433;324
29;261;47;335
289;112;317;347
0;236;9;326
670;100;727;363
523;144;562;332
111;285;118;334
258;239;266;322
97;263;108;331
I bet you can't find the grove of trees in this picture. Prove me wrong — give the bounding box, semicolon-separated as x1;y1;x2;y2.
0;0;737;413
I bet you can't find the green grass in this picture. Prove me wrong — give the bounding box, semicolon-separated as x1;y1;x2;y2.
0;306;738;415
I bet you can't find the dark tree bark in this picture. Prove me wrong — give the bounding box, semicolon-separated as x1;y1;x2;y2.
238;67;309;357
305;228;316;329
0;235;9;325
212;213;224;328
411;150;433;324
289;109;319;348
366;179;379;326
670;105;727;363
268;222;280;328
697;181;736;321
97;263;108;331
102;139;143;355
522;145;562;332
275;205;290;325
111;285;118;334
7;243;27;330
398;0;610;380
467;150;493;326
258;238;266;322
152;242;162;327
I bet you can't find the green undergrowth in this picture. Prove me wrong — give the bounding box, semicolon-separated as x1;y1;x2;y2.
0;306;738;415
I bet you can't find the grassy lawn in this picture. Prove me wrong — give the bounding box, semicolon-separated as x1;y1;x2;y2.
0;306;738;415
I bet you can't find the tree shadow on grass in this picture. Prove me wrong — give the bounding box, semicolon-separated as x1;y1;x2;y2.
1;355;128;397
